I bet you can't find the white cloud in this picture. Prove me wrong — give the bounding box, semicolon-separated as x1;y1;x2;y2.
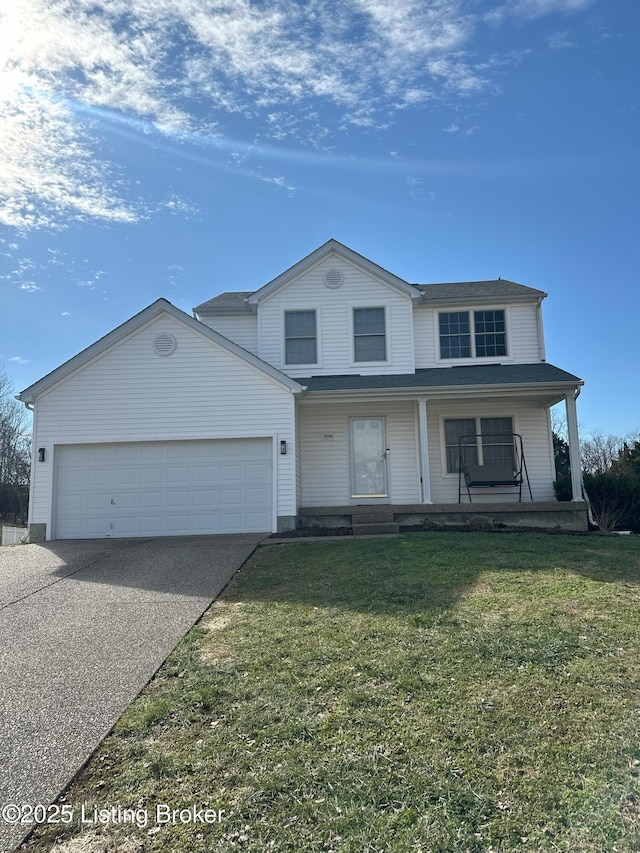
486;0;596;24
18;283;42;291
547;30;577;49
61;311;71;317
9;356;30;364
0;0;597;230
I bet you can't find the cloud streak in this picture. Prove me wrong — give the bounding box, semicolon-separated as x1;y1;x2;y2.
1;0;599;229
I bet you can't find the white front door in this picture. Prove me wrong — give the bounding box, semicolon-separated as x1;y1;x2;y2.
350;418;388;498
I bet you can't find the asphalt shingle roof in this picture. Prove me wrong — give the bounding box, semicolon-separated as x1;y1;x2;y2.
298;363;581;392
194;292;254;314
194;279;545;315
415;280;546;300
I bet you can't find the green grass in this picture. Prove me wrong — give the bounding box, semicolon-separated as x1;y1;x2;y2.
25;532;640;853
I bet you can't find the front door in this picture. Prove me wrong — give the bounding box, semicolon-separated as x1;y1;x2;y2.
350;418;388;499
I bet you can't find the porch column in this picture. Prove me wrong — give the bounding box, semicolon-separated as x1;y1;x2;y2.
565;392;583;502
418;400;432;504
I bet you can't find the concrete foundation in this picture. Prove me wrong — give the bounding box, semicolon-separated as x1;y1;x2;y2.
27;523;47;543
297;502;589;533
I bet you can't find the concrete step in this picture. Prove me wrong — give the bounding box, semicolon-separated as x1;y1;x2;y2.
352;511;395;525
352;522;399;536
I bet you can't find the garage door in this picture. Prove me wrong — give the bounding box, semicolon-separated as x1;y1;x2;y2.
54;439;273;539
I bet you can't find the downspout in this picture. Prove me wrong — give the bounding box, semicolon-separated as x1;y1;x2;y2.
536;297;547;362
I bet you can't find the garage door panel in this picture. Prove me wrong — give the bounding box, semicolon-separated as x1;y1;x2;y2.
141;492;163;508
246;463;270;481
87;494;111;511
114;469;138;486
247;487;270;505
194;467;219;483
141;468;164;486
139;516;164;535
87;469;111;487
54;439;273;538
167;491;191;508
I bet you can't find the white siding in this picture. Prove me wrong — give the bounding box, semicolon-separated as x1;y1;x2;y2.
298;400;420;506
426;399;556;503
30;313;296;535
199;314;258;355
258;255;415;376
413;302;542;368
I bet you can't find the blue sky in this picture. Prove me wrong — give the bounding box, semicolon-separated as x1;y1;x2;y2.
1;0;638;436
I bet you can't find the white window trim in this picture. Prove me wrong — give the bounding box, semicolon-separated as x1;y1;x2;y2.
438;413;518;478
350;304;390;366
282;307;321;368
433;306;513;365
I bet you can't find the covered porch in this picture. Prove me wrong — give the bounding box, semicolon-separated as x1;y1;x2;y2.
294;364;585;530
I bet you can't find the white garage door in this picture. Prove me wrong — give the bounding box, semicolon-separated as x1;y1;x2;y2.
54;439;273;539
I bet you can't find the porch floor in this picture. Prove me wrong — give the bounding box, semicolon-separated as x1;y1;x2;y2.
297;502;589;533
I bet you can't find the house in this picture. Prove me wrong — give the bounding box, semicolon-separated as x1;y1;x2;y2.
19;240;587;541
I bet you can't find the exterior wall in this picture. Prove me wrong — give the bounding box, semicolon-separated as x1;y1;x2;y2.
199;314;258;355
29;313;296;536
298;400;421;506
413;302;542;368
426;398;556;503
257;255;415;377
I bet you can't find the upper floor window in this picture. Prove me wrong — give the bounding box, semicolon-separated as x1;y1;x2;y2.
475;311;507;357
439;310;507;359
439;312;471;358
354;307;386;362
285;310;317;364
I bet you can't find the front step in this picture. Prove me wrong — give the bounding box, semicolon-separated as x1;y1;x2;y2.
352;510;395;525
352;522;399;536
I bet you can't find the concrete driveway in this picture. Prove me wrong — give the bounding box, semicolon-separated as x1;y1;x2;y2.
0;534;263;853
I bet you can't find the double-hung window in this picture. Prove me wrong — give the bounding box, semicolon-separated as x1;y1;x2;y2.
444;416;514;474
285;310;317;365
354;307;386;362
439;309;507;359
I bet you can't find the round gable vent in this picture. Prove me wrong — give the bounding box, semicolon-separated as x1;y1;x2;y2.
324;268;344;289
153;332;177;357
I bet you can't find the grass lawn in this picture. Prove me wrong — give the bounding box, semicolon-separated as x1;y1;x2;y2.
25;532;640;853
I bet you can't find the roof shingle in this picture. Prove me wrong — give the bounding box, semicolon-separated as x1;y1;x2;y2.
298;363;581;392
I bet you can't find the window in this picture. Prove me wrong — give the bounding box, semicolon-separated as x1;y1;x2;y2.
445;418;477;473
354;307;386;361
439;310;507;359
439;312;471;359
444;416;514;473
475;311;507;357
285;310;316;364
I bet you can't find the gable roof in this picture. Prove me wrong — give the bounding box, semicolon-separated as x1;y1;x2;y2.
18;299;304;404
194;291;255;316
298;363;581;393
246;239;422;304
415;280;546;303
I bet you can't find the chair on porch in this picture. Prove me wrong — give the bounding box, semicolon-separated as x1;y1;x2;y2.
458;433;533;503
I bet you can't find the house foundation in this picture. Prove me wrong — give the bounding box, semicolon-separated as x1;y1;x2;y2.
298;502;589;533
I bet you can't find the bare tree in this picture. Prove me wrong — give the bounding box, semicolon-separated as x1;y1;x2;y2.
0;368;32;522
580;430;629;476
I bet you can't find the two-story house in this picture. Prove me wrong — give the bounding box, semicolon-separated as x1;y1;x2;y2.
19;240;587;541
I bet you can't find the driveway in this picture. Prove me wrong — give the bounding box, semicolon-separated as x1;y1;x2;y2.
0;535;263;853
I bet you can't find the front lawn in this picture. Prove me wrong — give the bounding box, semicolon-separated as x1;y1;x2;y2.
25;533;640;853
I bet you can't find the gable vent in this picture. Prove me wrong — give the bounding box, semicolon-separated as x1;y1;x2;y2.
153;333;177;357
324;268;344;289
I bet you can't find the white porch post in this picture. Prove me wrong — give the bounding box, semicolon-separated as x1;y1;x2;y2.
565;392;583;502
418;400;432;504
